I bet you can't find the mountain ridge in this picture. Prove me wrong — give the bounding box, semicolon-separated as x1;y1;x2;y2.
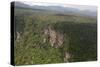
15;2;97;17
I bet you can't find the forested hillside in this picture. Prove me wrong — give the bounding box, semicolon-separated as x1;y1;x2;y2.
14;5;97;65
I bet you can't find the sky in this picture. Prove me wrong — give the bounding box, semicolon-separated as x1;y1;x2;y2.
21;0;97;12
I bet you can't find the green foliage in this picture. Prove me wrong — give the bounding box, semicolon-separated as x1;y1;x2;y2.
14;7;97;65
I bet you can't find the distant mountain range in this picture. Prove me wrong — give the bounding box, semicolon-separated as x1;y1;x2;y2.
14;2;97;17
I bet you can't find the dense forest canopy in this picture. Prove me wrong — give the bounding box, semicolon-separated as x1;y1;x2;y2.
14;2;97;65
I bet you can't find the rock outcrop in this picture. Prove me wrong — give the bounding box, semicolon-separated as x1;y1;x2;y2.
43;26;64;48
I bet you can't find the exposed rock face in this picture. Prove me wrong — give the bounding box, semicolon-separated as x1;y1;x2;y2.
16;32;20;40
56;32;64;48
43;27;71;62
16;32;22;42
43;26;64;48
49;27;57;47
64;52;70;62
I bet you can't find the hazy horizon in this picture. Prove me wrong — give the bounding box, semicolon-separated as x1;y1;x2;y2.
20;1;97;12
